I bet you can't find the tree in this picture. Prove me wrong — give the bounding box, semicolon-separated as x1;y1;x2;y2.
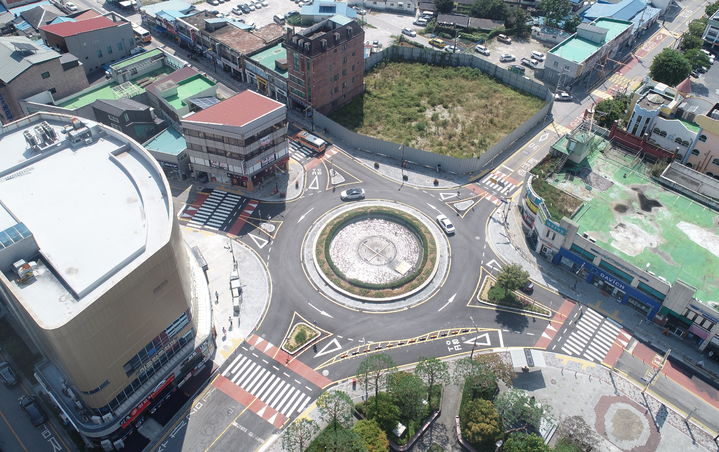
539;0;571;27
562;15;581;33
415;357;450;411
594;94;630;128
435;0;454;13
470;0;507;20
459;399;503;448
554;415;599;451
494;389;552;433
496;264;530;292
307;426;367;452
679;34;703;51
356;354;396;412
502;432;550;452
650;48;691;86
685;48;711;70
352;419;389;452
365;392;401;433
475;353;514;387
316;391;354;432
387;371;426;421
505;7;531;36
706;1;719;17
687;18;708;38
454;357;500;400
282;418;319;452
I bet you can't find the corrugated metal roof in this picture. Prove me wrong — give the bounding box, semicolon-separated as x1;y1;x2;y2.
0;36;60;83
39;16;117;37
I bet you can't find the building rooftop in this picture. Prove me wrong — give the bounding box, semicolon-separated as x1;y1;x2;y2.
140;0;196;16
249;42;288;78
146;66;216;111
110;48;163;70
541;140;719;305
0;36;60;83
300;2;357;18
144;126;186;156
57;66;174;109
582;0;646;21
549;18;632;63
40;16;118;37
0;113;171;329
184;90;284;127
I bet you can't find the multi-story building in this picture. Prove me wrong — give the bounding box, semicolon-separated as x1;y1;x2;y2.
0;36;88;123
39;13;135;74
284;16;364;113
684;104;719;177
182;90;288;189
702;8;719;49
245;42;289;105
0;112;214;449
543;18;633;88
91;97;166;143
145;66;217;124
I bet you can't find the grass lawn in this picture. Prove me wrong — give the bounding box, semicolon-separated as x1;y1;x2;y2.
330;62;545;159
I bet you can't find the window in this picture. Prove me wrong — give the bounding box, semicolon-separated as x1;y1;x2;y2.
118;41;123;51
97;49;103;58
41;72;50;79
293;53;300;71
49;88;56;94
707;172;714;177
698;135;707;142
691;149;700;156
712;158;719;166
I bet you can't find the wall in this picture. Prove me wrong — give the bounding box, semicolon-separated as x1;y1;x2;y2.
65;24;135;74
312;45;552;175
609;123;674;160
687;113;719;174
657;162;719;210
647;117;697;154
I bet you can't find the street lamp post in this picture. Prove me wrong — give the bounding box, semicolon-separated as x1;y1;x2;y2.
469;315;480;359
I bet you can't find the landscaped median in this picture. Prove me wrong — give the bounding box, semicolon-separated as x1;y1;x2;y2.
478;273;551;317
314;206;437;300
281;322;320;355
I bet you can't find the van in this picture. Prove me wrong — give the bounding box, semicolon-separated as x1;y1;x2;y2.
273;14;285;25
531;51;545;61
497;34;512;44
420;10;434;18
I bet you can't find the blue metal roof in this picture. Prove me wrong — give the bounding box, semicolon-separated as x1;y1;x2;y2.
582;0;647;21
49;16;76;24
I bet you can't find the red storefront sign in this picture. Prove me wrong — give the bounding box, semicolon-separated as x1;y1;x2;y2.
121;374;175;429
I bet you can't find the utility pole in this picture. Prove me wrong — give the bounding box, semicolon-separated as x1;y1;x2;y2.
642;348;670;394
469;315;480;359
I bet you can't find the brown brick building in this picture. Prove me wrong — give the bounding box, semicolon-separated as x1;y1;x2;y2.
283;16;364;114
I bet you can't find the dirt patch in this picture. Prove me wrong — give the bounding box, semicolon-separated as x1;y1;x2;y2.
677;221;719;258
613;204;628;213
610;408;644;440
636;191;662;212
609;222;660;256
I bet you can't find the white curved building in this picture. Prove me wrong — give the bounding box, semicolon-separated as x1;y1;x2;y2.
0;112;214;449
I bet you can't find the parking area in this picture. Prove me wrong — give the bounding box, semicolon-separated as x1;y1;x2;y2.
193;0;300;28
362;11;426;47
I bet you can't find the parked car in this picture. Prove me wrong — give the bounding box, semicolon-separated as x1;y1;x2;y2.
690;70;699;78
497;34;512;44
521;57;537;68
340;188;365;201
436;214;455;235
19;395;47;426
356;8;366;14
475;44;490;56
414;17;427;26
241;5;251;12
531;51;545;61
429;38;445;48
444;44;459;53
232;7;243;14
0;362;18;387
509;64;525;74
207;0;219;5
261;0;268;5
402;28;416;37
65;1;78;11
520;281;534;294
247;3;255;10
499;53;515;62
285;9;299;16
554;91;573;101
253;1;262;8
696;66;707;74
273;14;285;24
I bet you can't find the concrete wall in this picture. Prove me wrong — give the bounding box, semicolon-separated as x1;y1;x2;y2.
312;45;552;175
658;162;719;210
648;117;696;153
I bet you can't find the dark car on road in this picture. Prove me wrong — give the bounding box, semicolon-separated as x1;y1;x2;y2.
520;281;534;294
19;395;47;426
0;361;18;387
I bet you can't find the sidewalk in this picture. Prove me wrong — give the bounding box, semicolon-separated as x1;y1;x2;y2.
202;157;305;203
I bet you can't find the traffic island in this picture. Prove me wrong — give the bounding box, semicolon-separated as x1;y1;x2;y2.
281;322;320;355
478;274;551;317
301;200;451;312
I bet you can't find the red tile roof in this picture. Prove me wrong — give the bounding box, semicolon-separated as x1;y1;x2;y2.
40;16;118;38
184;90;284;127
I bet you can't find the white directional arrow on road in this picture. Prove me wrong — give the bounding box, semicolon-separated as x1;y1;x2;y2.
315;338;342;357
247;233;268;249
464;333;492;347
308;302;333;318
426;203;440;212
439;192;458;200
297;208;314;223
485;259;502;272
438;293;457;312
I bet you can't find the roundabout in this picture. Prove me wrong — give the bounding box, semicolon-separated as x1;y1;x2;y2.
301;200;451;311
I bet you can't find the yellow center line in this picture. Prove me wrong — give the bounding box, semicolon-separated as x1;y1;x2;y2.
0;406;30;452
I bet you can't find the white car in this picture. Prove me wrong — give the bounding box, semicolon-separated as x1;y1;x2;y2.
65;1;78;10
401;28;416;37
340;188;365;201
436;214;455;235
554;91;573;102
444;45;459;53
475;44;490;56
499;53;515;62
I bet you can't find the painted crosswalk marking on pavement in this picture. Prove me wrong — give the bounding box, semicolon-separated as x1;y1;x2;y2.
187;190;244;232
560;308;627;363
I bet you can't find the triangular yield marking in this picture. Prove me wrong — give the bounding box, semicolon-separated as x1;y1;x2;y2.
541;332;552;339
440;192;458;200
267;413;277;423
256;406;266;417
248;233;269;249
315;338;342;357
546;324;556;332
254;336;264;346
308;174;320;190
618;339;628;347
463;333;492;347
264;341;273;352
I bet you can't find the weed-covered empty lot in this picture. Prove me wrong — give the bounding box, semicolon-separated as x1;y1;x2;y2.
330;62;545;159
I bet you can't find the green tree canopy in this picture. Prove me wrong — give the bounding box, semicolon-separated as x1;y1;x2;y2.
505;7;531;36
316;391;354;432
460;399;503;448
554;415;599;452
680;34;703;51
539;0;571;27
687;17;708;38
352;419;389;452
365;392;401;433
685;48;711;70
307;425;367;452
357;354;396;412
496;264;530;292
594;94;630;128
387;371;427;421
435;0;454;13
470;0;507;20
706;1;719;17
282;418;319;452
494;389;552;433
415;357;450;411
650;48;691;86
562;15;581;33
503;432;550;452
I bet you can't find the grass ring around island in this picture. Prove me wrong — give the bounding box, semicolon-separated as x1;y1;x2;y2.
314;206;437;299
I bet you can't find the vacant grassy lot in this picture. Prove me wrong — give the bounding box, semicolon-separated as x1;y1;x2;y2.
330;62;545;158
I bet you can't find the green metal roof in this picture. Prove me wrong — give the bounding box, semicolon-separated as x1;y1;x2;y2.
250;43;288;78
144;126;186;156
111;49;163;70
162;74;215;110
549;18;632;64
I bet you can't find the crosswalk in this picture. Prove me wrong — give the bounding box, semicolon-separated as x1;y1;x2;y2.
220;351;312;421
289;139;318;162
186;190;245;232
560;308;629;363
482;170;519;196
